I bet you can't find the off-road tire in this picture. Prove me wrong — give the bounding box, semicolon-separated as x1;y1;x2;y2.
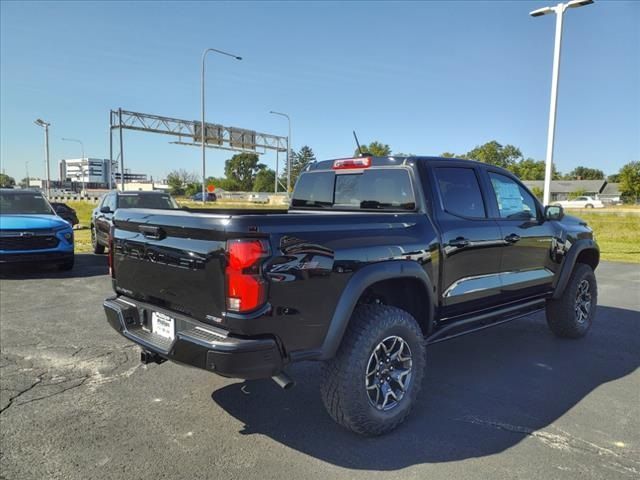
546;263;597;338
320;305;426;436
91;226;105;254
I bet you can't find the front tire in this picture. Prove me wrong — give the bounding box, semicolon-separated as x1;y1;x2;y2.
320;305;426;436
546;263;597;338
91;226;105;254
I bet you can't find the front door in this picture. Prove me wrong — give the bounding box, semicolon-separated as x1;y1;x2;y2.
482;170;556;301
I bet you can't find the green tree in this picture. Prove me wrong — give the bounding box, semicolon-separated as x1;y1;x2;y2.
461;141;522;170
224;153;265;191
440;152;457;158
253;169;276;192
184;182;202;197
566;166;605;180
530;186;544;200
607;173;621;183
618;161;640;203
515;158;560;180
0;173;16;188
206;176;240;192
166;169;198;196
354;141;391;157
281;145;316;190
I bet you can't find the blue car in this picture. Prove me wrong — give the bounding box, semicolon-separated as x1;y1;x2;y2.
0;189;74;270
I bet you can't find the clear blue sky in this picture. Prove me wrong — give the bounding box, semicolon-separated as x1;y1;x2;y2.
1;0;638;182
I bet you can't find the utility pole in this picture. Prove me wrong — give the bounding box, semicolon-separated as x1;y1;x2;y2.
201;48;242;203
530;0;594;205
34;118;51;197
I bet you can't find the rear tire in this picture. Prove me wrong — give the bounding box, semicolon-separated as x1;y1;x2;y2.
320;305;426;436
91;226;105;254
585;204;594;209
546;263;597;338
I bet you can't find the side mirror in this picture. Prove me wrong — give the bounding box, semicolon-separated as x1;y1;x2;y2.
100;206;112;214
544;205;564;221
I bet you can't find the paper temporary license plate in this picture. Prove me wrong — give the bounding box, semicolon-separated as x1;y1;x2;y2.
151;311;175;340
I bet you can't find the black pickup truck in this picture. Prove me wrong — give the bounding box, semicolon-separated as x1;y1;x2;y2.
103;156;599;435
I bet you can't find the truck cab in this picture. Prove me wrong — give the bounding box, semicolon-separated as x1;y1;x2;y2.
103;156;599;435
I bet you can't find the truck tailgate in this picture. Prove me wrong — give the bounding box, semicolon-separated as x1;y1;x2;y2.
112;209;235;323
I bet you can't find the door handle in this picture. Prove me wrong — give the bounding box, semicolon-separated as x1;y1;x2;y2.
139;225;165;240
449;237;470;248
504;233;521;244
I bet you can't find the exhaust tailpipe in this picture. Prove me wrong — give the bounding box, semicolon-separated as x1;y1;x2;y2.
272;372;295;390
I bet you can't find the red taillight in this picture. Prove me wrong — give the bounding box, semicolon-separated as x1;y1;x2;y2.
226;239;269;312
332;157;371;170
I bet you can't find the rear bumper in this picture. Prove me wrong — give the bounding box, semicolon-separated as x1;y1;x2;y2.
0;251;73;264
103;296;284;380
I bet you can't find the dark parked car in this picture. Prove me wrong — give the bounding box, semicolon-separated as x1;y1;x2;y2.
191;191;217;202
90;191;179;254
0;189;74;270
51;202;79;227
103;156;599;435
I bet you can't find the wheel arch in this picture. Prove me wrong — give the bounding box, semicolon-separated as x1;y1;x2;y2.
319;261;435;360
552;239;599;300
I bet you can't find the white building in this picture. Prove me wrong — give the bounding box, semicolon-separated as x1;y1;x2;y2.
59;158;117;184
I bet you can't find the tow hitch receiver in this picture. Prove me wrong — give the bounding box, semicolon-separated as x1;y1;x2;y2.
140;350;166;365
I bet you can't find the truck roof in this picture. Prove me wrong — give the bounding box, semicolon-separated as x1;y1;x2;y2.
306;155;495;172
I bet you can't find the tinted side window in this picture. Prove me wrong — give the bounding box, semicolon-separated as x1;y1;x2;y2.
435;167;486;219
488;173;538;219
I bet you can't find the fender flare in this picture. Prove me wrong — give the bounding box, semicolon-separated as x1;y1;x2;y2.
552;238;599;299
319;261;436;360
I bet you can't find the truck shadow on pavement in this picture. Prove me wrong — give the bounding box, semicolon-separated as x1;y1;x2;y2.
212;306;640;470
0;253;108;279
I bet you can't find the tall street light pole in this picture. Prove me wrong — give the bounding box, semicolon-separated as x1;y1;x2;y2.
201;48;242;204
34;118;51;197
530;0;594;205
62;137;85;196
269;111;292;193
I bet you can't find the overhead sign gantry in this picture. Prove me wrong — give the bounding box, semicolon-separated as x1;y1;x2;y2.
109;109;289;189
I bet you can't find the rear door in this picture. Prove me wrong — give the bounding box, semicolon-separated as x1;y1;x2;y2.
427;163;505;319
482;169;556;300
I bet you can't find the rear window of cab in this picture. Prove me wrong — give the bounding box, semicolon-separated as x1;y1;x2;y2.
291;168;416;211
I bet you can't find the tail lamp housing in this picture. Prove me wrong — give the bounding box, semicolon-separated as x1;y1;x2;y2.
225;239;269;313
332;157;371;170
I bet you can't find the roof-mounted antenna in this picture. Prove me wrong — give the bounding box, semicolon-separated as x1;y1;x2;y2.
353;131;368;157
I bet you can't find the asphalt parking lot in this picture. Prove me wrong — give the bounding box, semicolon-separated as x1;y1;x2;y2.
0;256;638;480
